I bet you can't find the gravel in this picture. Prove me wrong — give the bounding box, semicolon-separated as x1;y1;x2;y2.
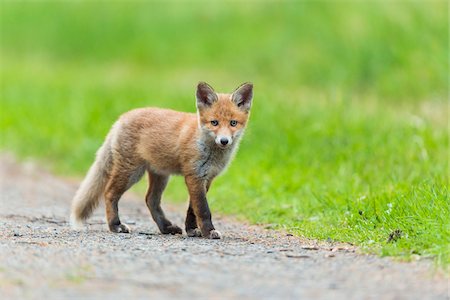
0;155;447;299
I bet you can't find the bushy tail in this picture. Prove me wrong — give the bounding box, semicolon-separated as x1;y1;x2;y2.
70;136;113;229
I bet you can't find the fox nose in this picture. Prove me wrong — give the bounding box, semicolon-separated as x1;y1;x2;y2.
220;137;229;145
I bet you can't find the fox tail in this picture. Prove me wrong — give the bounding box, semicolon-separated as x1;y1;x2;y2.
70;134;113;229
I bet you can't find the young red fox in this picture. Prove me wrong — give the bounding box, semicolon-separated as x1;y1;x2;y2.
70;82;253;239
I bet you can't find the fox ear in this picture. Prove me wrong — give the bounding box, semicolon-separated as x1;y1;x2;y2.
232;82;253;112
196;82;218;110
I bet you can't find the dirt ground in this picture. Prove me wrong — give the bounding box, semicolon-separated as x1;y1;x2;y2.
0;155;448;299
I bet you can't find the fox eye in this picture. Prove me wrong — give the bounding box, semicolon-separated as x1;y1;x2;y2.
210;120;219;126
230;120;238;127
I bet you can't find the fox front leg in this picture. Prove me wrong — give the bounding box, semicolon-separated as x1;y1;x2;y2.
185;179;214;237
185;176;220;239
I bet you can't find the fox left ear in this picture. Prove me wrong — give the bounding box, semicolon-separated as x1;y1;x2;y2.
232;82;253;112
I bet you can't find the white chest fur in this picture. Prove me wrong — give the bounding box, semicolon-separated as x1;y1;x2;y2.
195;140;237;180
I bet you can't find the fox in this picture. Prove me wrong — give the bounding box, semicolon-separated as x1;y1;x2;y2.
70;82;253;239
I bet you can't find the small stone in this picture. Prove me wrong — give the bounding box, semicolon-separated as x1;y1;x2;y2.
286;254;310;259
279;248;293;252
329;283;338;289
301;245;319;250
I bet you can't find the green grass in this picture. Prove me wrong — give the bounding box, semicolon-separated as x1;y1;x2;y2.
1;1;448;267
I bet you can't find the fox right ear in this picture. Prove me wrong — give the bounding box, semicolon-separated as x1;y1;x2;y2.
196;82;218;110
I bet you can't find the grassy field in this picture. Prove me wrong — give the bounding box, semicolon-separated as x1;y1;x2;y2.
1;2;448;267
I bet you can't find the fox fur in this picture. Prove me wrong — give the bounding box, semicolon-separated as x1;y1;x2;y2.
70;82;253;239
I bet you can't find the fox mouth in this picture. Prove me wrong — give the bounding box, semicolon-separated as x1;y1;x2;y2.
216;143;230;150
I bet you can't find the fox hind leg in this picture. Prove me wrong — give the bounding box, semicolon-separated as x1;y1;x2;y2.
146;171;182;235
104;165;146;233
104;174;131;233
185;204;201;237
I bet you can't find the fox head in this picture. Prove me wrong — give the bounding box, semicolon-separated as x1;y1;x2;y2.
196;82;253;149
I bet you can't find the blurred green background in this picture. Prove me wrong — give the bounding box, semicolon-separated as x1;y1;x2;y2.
0;1;448;266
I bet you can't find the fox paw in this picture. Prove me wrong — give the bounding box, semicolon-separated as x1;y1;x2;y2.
161;224;182;235
186;228;202;237
207;230;221;239
109;223;130;233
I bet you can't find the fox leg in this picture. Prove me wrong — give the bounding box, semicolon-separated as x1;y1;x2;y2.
185;179;213;237
104;164;146;233
185;176;220;239
185;204;201;237
146;171;182;235
104;173;132;233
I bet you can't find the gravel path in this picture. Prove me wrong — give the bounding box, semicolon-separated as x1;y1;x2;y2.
0;155;447;299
